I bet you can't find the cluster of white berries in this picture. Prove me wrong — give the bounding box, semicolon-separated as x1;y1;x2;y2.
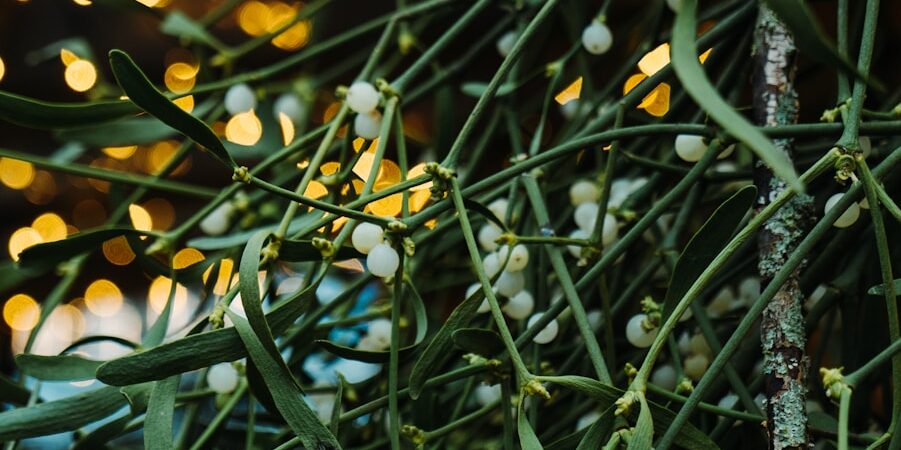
581;20;613;55
346;81;383;140
353;222;400;278
206;362;240;394
356;317;392;351
824;192;861;228
678;330;713;380
567;180;619;259
674;134;734;163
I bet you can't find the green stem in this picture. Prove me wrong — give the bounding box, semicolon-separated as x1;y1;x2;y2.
187;382;247;450
837;0;880;149
388;256;405;450
838;386;852;450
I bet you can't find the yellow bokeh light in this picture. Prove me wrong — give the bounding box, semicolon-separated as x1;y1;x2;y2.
279;112;295;145
377;159;401;183
271;20;311;51
623;73;648;95
102;145;137;160
136;0;171;7
638;43;670;76
0;157;35;190
143;198;175;230
367;181;403;217
0;55;5;82
225;110;263;146
8;227;43;261
352;152;376;181
409;189;431;213
173;247;204;269
3;294;40;331
31;213;67;242
237;1;271;37
407;163;433;191
323;102;341;123
303;180;328;200
639;83;671;117
128;204;154;232
101;235;135;266
23;170;57;205
72;199;106;229
202;258;236;296
265;1;296;31
148;276;188;314
84;279;123;317
64;59;97;93
73;0;92;5
164;62;198;94
699;48;712;64
145;140;181;175
320;162;341;176
173;95;194;113
60;49;79;66
554;76;583;105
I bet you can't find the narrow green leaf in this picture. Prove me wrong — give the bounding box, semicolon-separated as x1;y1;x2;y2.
545;429;588;450
15;354;103;381
0;373;30;405
868;279;901;296
672;0;801;191
661;185;756;320
143;269;179;347
541;376;717;450
452;328;504;357
145;376;180;450
0;386;127;441
330;374;345;435
161;11;223;49
16;228;153;272
226;309;341;449
120;383;154;414
239;231;289;370
280;238;363;262
0;90;138;129
317;279;428;363
630;393;654;450
408;283;485;399
96;279;318;385
108;49;236;168
517;402;544;450
71;413;132;450
762;0;882;92
575;407;615;450
0;260;36;293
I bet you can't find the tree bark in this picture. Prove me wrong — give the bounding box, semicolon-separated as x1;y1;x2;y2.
751;5;813;450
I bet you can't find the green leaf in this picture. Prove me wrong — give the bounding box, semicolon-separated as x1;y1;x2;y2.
0;386;128;441
452;328;504;357
868;279;901;296
408;282;485;399
96;278;319;385
108;49;236;168
0;90;138;129
15;354;104;381
143;269;179;348
761;0;882;92
630;393;654;450
239;231;289;369
575;408;615;450
16;228;153;272
330;374;345;435
280;238;363;262
145;376;179;450
661;185;756;320
0;373;30;405
161;11;223;49
317;279;428;363
540;376;717;450
225;309;341;450
517;402;543;450
672;0;801;191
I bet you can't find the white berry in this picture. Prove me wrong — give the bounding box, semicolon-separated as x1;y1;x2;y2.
496;31;518;57
567;229;590;258
346;81;380;114
674;134;707;162
859;136;872;158
207;363;240;394
274;93;304;123
608;179;632;208
625;314;657;348
366;243;399;278
677;331;692;355
689;333;712;358
586;309;603;330
199;201;235;236
478;223;503;252
738;277;760;306
706;286;735;318
528;312;559;344
503;290;534;320
825;193;860;228
574;202;599;232
487;198;509;224
600;213;618;246
475;383;502;406
495;270;525;297
683;353;710;380
482;252;501;278
351;222;384;254
354;111;382;140
498;244;529;272
224;83;256;115
651;364;678;391
570;180;600;206
581;22;613;55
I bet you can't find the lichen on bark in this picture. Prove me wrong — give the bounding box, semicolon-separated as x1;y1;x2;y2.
751;4;813;450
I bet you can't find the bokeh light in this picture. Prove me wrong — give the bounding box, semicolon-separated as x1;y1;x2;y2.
3;294;40;331
128;204;154;232
31;212;67;242
173;247;204;269
0;157;35;190
8;227;43;261
84;279;123;317
203;258;236;296
64;59;98;92
101;235;135;266
225;110;263;146
102;146;137;160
